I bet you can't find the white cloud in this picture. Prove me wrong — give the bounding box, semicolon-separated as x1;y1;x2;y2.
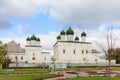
87;28;120;52
8;32;15;37
48;0;120;29
14;24;23;34
0;31;58;52
0;0;120;52
38;32;58;51
1;0;120;29
0;36;26;48
0;0;52;29
0;0;37;19
1;27;120;53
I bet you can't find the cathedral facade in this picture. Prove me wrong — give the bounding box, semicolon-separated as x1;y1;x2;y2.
53;27;115;67
6;27;115;68
6;35;51;67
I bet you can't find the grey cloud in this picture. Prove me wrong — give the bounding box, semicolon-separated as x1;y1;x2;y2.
0;0;39;20
1;0;120;30
49;0;120;29
0;0;42;30
0;21;13;30
0;0;52;30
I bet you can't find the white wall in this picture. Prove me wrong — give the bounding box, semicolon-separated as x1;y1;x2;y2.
54;42;92;62
8;45;51;64
8;53;26;63
54;41;115;64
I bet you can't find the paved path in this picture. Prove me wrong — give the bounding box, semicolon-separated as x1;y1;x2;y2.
43;71;77;80
1;69;119;80
43;70;91;80
43;70;120;80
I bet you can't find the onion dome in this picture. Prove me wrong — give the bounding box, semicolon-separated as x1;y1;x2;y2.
66;27;74;35
31;35;37;40
36;38;40;41
75;36;79;41
57;35;61;39
18;43;20;46
26;37;31;41
81;31;86;36
60;30;65;35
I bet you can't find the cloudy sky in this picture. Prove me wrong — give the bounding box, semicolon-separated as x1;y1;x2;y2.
0;0;120;51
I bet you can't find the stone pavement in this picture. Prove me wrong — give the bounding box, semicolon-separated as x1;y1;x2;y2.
43;71;76;80
43;70;120;80
43;70;92;80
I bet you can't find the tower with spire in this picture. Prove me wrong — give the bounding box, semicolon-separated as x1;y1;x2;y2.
81;31;86;42
75;36;79;42
66;27;74;41
60;30;65;41
56;27;86;42
26;35;40;46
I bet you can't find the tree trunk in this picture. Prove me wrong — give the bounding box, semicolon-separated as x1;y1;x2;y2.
5;60;8;80
108;60;111;80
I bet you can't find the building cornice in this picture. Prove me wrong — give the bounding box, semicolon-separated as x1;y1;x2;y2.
25;45;42;47
41;52;51;54
53;41;92;47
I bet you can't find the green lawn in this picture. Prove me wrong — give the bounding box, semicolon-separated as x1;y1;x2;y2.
55;67;102;71
0;67;102;75
1;67;120;80
0;68;51;74
0;74;57;80
13;68;50;74
66;76;120;80
111;67;120;71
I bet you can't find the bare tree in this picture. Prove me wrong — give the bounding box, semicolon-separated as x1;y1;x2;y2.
96;27;120;80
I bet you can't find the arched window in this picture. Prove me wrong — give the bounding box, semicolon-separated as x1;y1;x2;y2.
63;49;65;54
44;57;46;60
82;50;84;54
83;58;86;61
32;57;35;60
15;56;18;60
21;56;23;60
33;53;35;56
73;50;75;54
86;50;88;53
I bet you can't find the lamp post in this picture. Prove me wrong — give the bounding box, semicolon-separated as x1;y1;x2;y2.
6;53;8;80
15;54;18;69
16;46;20;70
95;59;98;69
51;57;56;72
83;58;86;67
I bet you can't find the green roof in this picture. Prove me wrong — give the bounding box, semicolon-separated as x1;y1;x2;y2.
60;30;65;35
75;36;79;40
36;38;40;41
26;37;31;41
57;35;61;39
26;35;40;41
81;31;86;36
66;27;74;35
31;35;37;40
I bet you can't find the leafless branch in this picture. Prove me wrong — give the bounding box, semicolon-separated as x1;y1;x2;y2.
113;32;120;47
95;41;107;55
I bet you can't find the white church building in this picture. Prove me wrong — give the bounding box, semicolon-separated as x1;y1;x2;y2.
54;27;115;67
6;35;51;67
6;27;115;68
